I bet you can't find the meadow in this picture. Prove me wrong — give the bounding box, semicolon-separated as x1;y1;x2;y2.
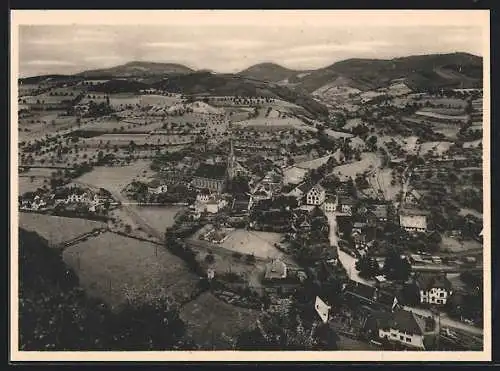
63;231;199;310
19;212;106;246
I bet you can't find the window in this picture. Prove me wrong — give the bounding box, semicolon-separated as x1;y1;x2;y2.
400;335;404;341
439;292;445;298
406;337;411;342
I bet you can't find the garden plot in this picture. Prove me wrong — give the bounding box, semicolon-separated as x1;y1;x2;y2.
19;212;106;246
179;292;260;350
63;232;198;310
18;176;48;195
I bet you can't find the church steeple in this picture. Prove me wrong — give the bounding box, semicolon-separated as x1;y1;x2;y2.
228;138;235;180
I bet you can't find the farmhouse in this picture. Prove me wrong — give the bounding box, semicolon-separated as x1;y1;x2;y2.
374;309;437;350
306;184;326;206
191;163;228;193
414;274;453;306
399;209;428;233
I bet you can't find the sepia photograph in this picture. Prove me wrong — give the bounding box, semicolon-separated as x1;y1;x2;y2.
10;10;491;362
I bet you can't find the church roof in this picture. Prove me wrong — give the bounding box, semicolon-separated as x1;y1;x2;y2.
193;163;227;180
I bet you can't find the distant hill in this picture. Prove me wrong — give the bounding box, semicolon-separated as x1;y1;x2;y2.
296;52;483;92
150;72;328;118
77;61;195;78
238;63;306;83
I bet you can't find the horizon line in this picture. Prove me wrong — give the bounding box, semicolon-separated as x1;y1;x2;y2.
18;50;482;79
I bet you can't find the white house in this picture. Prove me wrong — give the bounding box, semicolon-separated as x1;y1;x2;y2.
415;274;453;305
323;195;336;213
399;211;428;233
195;195;228;214
306;184;326;206
149;184;169;194
378;309;436;350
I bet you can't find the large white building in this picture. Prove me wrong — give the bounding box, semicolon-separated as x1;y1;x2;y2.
306;184;326;206
378;309;436;350
399;210;428;233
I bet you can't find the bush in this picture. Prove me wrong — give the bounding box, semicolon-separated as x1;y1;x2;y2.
204;253;215;264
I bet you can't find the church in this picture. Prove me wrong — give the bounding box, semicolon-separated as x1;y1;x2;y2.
191;140;248;193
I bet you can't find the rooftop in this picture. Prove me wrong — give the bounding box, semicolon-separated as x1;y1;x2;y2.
193;163;228;180
415;273;452;291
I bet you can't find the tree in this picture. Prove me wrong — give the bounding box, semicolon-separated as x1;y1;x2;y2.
236;298;338;350
355;255;380;279
382;249;411;282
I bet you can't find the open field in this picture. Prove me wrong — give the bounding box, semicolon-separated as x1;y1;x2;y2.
463;140;482;149
134;206;184;235
220;229;284;260
234;116;315;132
344;118;362;130
283;166;308;185
432;126;462;139
295;154;335;170
332;152;380;181
324;129;354;139
415;111;469;121
19;212;106;246
420;107;466;116
440;236;482;254
108;93;141;109
179;292;260;349
75;160;151;194
459;208;483;219
63;232;199;310
18;176;48;194
18;112;80;141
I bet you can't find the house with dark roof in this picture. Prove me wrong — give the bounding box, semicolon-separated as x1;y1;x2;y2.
338;196;356;215
191;163;228;193
414;273;453;305
405;189;423;206
376;309;437;350
371;204;389;222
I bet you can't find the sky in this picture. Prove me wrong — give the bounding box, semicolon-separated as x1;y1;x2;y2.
15;11;486;78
